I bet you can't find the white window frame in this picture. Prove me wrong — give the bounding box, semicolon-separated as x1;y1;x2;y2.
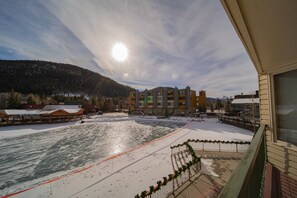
270;64;297;148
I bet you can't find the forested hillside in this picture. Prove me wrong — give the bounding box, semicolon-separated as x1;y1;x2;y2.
0;60;134;97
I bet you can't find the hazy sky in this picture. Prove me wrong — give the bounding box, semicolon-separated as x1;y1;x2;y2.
0;0;258;97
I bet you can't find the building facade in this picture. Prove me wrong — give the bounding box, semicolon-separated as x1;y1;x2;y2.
196;90;206;112
221;0;297;196
128;86;196;116
0;105;84;125
231;91;260;119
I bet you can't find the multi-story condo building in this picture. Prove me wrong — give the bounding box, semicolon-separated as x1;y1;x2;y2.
128;86;196;116
196;90;207;112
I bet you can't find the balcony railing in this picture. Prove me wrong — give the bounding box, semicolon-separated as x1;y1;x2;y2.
135;142;201;198
219;124;266;198
219;115;260;132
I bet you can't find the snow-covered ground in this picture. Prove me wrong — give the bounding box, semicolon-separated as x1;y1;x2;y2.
0;113;253;198
0;122;79;139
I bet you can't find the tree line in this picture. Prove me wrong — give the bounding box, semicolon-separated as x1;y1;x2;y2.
4;89;128;112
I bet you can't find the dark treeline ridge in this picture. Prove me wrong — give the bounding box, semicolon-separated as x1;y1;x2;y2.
0;60;134;97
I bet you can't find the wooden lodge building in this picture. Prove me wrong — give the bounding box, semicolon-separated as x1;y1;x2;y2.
0;105;84;126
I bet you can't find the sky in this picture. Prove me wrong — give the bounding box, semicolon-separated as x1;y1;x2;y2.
0;0;258;98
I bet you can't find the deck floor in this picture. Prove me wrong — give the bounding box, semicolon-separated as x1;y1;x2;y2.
168;151;244;198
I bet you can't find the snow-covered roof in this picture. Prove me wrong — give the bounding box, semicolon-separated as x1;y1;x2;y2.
0;109;41;116
43;105;81;110
39;108;82;115
63;109;82;114
0;108;83;116
232;98;259;104
39;110;57;115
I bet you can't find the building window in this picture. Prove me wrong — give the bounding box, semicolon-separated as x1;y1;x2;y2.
274;68;297;146
168;102;174;106
157;96;163;101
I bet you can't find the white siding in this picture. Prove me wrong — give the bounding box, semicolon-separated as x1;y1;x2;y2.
259;74;297;180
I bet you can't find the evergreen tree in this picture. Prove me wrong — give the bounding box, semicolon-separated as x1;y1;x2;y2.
199;106;206;113
7;90;21;109
27;95;36;105
91;96;97;105
224;98;231;112
215;98;223;110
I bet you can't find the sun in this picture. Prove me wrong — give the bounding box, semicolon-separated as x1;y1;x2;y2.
111;42;128;62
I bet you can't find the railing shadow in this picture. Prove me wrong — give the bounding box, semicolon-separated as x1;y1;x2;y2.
218;124;266;198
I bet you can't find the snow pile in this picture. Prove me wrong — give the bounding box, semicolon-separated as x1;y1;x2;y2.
200;159;219;177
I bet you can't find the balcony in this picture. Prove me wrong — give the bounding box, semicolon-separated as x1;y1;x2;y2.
219;124;266;197
167;125;266;198
219;124;297;197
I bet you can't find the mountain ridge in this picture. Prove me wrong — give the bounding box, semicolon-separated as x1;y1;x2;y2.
0;60;134;97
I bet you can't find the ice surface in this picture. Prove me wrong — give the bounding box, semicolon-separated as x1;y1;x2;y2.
0;114;185;191
0;113;253;198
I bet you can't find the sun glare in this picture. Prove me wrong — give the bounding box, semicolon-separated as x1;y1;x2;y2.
112;42;128;62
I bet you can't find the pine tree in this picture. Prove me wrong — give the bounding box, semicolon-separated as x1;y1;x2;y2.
7;89;21;109
224;98;231;112
27;95;36;105
215;98;223;110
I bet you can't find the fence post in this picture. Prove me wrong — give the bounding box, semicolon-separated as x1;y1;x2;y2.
172;178;175;196
188;165;191;181
219;142;221;152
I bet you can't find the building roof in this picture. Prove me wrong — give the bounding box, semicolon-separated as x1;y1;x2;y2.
0;106;83;116
43;105;81;110
0;109;40;116
40;108;83;115
232;98;259;104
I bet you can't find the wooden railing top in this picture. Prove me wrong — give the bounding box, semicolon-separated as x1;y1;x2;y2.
219;124;266;198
